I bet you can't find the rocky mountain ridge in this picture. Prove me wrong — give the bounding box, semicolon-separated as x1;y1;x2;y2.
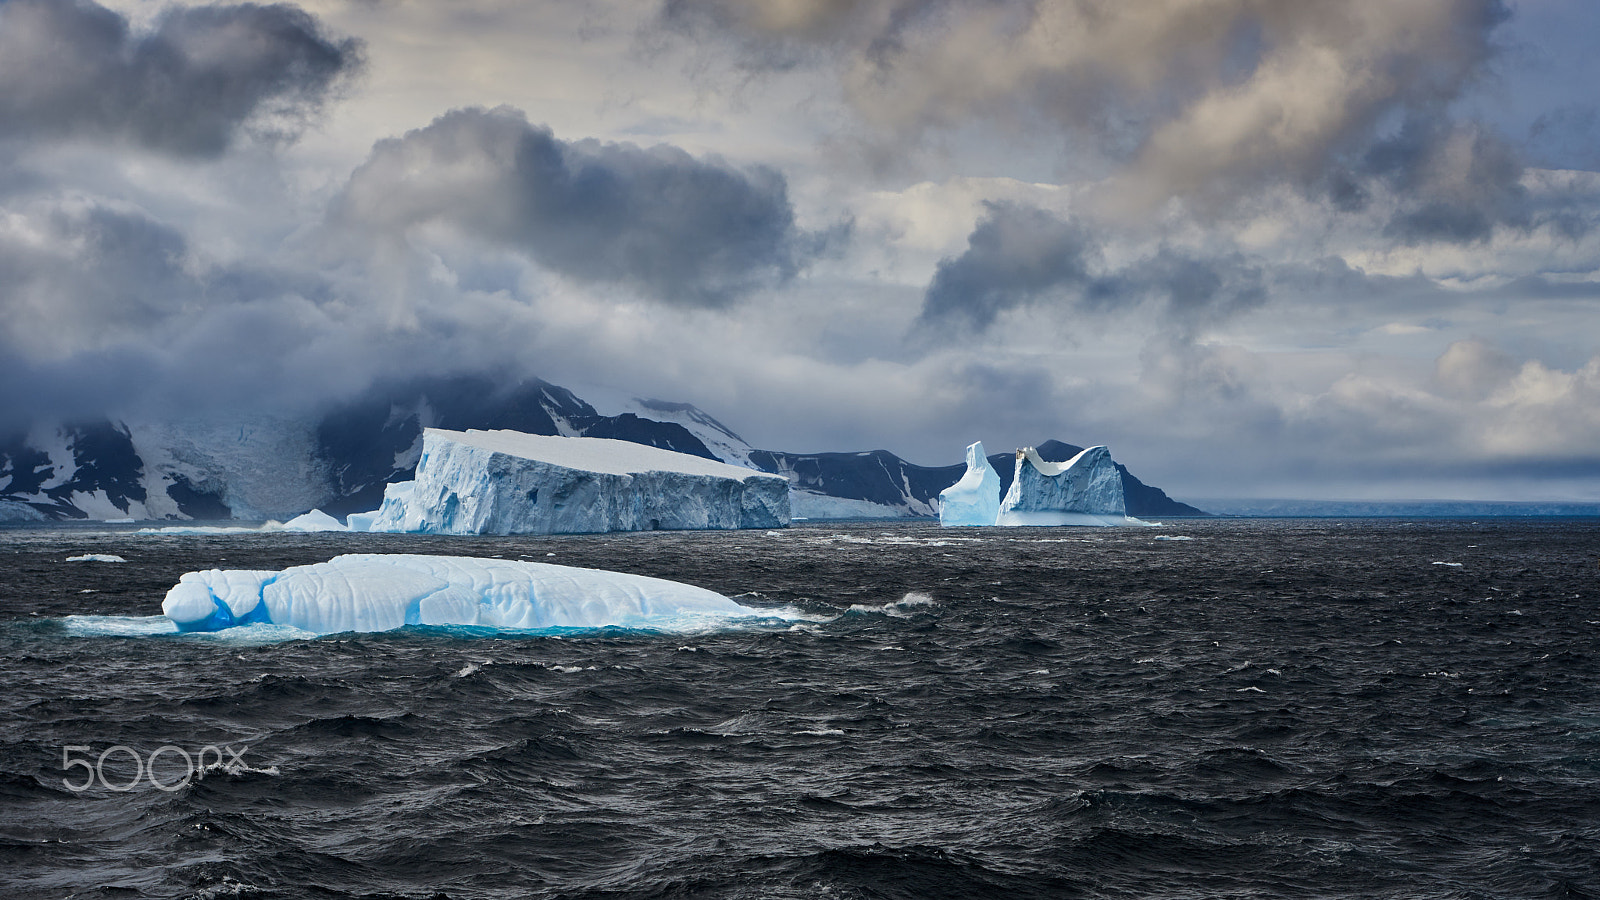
0;376;1205;522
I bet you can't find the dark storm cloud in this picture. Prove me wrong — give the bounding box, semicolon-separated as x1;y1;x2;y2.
333;106;820;307
0;197;351;431
0;0;362;155
0;202;198;348
917;203;1095;332
916;203;1264;335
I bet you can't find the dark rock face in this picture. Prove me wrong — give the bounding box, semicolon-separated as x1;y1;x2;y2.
165;474;232;520
566;413;719;461
314;376;717;517
746;448;961;516
0;435;54;507
0;422;146;519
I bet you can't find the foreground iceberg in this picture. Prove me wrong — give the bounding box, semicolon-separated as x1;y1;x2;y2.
162;554;760;634
996;445;1139;526
367;429;788;535
938;441;1001;526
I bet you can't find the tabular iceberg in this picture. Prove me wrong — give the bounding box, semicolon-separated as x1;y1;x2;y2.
938;441;1001;527
365;429;788;535
997;445;1136;526
162;554;762;634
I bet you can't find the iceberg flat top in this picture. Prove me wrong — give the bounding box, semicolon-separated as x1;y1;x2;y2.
427;429;782;481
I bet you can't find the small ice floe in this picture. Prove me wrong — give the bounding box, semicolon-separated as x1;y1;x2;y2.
66;554;126;563
846;591;936;618
1432;561;1465;567
1152;535;1194;541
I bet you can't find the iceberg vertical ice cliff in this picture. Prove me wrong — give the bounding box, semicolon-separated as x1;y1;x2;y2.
162;554;762;634
996;445;1133;526
367;429;788;535
938;441;1001;526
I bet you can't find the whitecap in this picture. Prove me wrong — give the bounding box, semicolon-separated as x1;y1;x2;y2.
61;615;177;637
845;593;936;618
58;615;317;643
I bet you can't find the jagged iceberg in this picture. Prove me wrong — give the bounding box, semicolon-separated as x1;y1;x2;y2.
366;429;788;535
162;553;761;634
997;445;1135;526
938;441;1001;526
937;442;1151;526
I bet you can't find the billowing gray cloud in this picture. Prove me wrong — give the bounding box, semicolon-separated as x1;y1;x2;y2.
333;106;820;306
1359;118;1531;244
663;0;1553;242
0;195;337;430
916;203;1095;332
0;0;361;155
917;202;1264;335
1527;104;1600;172
0;201;197;354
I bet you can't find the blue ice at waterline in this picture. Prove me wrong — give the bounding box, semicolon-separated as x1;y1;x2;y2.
162;554;767;635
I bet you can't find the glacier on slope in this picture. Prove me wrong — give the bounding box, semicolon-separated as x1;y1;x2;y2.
162;554;761;634
996;445;1143;526
938;441;1001;527
367;429;789;535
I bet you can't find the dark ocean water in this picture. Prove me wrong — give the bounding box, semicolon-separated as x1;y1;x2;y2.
2;519;1599;899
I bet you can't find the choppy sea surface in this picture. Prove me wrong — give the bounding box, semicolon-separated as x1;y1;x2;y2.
2;518;1599;899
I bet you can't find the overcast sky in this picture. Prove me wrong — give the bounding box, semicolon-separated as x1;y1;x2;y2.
3;0;1599;501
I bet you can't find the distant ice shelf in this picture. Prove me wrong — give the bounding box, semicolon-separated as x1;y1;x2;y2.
162;553;764;634
365;429;789;535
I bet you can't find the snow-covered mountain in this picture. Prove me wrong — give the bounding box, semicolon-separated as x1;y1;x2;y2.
0;376;1205;522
